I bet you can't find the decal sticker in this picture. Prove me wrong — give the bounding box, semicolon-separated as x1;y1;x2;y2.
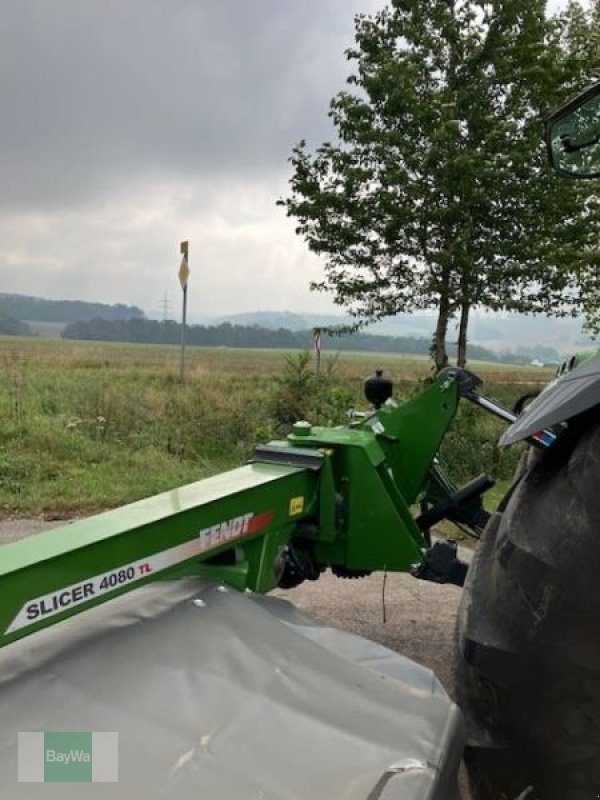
289;496;305;516
5;509;274;634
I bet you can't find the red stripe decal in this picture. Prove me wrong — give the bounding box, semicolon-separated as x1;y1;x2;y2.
247;510;275;534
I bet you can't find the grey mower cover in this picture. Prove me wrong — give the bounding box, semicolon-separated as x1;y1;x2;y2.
0;578;465;800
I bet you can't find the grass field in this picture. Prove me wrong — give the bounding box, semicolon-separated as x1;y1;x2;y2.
0;336;553;516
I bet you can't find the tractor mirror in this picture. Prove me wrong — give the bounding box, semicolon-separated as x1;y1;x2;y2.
546;81;600;179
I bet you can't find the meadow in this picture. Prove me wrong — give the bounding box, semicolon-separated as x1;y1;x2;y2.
0;336;553;516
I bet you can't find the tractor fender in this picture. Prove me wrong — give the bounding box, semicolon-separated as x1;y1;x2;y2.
500;352;600;446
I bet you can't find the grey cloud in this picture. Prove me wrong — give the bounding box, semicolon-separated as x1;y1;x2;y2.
1;0;380;211
0;0;584;316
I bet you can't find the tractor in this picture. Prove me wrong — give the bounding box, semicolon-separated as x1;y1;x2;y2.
456;79;600;800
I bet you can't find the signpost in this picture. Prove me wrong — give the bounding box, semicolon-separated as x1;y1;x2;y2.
178;241;190;383
313;327;321;378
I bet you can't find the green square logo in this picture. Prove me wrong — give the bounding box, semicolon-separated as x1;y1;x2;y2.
44;732;92;782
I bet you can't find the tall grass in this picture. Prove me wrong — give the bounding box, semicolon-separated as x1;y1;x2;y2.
0;337;551;514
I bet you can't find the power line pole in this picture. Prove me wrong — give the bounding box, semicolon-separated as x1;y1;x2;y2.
161;292;171;322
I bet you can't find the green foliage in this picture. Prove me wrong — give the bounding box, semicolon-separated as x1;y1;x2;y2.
272;351;355;428
280;0;600;370
439;390;521;486
272;352;317;425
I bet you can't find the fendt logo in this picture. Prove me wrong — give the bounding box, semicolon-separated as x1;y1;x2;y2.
198;510;273;551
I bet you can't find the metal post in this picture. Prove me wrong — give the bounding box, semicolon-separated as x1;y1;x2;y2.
180;284;188;383
313;328;321;378
178;241;190;383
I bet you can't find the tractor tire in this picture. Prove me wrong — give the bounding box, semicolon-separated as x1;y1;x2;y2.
456;415;600;800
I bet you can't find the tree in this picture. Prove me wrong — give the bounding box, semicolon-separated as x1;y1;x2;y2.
279;0;600;370
554;1;600;336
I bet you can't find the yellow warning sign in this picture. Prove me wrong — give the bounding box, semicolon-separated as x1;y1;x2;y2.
289;496;305;516
178;255;190;289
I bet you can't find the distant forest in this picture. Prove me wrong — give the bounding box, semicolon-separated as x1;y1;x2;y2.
0;293;144;323
0;309;32;336
62;317;537;364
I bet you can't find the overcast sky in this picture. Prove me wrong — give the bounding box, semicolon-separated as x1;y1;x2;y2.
0;0;576;319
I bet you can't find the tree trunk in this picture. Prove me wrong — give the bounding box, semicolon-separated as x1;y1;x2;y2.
433;297;450;373
457;301;470;367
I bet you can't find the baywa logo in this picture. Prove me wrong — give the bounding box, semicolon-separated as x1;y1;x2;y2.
18;731;118;783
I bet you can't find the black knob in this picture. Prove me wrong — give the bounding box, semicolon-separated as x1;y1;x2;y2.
364;369;393;409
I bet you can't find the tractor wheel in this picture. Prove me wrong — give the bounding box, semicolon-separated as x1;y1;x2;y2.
456;415;600;800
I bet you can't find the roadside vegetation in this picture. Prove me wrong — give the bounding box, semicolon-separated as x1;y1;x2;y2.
0;337;551;516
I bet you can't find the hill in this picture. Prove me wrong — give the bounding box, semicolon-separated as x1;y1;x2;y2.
0;293;144;324
0;309;33;337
